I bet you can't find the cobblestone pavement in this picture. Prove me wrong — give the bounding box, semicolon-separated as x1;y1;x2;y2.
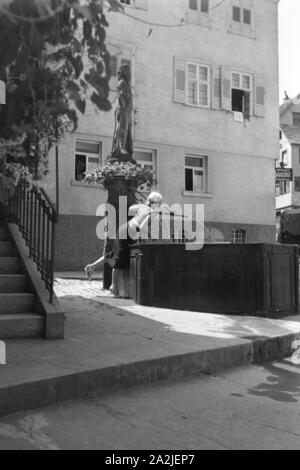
54;278;113;300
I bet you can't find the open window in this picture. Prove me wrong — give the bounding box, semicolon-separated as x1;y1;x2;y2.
185;155;207;193
75;140;102;182
231;71;252;119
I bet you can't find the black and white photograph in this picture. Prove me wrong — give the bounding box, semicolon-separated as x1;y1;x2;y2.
0;0;299;453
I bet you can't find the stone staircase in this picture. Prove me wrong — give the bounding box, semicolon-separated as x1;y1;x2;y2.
0;219;44;339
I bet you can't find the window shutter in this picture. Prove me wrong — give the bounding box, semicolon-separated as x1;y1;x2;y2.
174;57;186;104
109;55;118;91
107;44;134;92
135;0;148;10
212;67;221;109
254;75;265;117
221;67;231;111
243;91;250;120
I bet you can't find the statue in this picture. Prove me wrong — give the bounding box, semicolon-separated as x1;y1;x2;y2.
109;63;134;162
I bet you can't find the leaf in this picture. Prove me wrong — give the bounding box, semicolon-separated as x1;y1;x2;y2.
75;98;86;114
70;56;84;79
67;80;80;100
83;20;92;41
65;108;78;131
90;92;111;111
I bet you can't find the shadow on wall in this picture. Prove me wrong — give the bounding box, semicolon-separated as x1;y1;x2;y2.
55;215;104;271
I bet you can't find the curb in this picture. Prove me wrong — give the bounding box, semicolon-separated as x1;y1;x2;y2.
0;331;299;418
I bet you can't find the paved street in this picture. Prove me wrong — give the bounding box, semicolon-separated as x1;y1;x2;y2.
0;359;299;450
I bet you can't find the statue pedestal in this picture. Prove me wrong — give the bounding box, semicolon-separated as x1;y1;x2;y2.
118;269;130;298
103;174;139;291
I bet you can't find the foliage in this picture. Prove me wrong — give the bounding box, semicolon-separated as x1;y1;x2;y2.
84;161;155;191
1;162;33;186
0;0;124;176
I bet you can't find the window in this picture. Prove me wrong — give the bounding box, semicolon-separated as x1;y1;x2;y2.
187;0;210;26
293;113;300;126
231;229;246;244
134;149;156;190
109;54;131;91
231;71;252;118
276;180;291;195
75;140;102;182
229;1;254;38
189;0;209;13
187;63;210;107
232;5;251;25
243;8;251;24
185;155;207;193
232;6;241;22
107;41;133;92
134;149;155;171
280;150;288;167
120;0;147;8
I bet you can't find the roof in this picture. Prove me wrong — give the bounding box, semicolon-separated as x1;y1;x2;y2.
280;93;300;117
281;124;300;145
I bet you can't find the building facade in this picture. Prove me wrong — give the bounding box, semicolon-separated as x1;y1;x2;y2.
44;0;279;270
276;95;300;235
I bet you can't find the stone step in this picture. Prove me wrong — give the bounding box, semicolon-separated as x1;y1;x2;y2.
0;242;13;257
0;257;20;274
0;293;35;314
0;274;28;293
0;227;9;242
0;314;43;339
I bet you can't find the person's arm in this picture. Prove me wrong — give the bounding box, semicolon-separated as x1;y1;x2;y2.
128;206;151;233
128;207;161;235
85;256;104;272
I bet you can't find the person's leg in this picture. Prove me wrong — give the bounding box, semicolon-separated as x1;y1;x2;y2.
110;268;120;295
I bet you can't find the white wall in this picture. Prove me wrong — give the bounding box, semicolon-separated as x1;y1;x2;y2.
43;0;279;233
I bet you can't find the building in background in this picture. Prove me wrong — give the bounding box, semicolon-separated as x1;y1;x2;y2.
276;93;300;236
44;0;280;270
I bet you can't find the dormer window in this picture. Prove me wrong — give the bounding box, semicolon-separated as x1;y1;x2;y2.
243;8;251;25
187;0;211;26
189;0;209;14
233;5;252;25
229;1;254;38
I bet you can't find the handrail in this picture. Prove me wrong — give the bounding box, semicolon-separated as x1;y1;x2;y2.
39;187;57;214
6;180;57;303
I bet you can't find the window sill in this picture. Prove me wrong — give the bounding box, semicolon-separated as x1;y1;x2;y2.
71;180;104;189
183;191;212;198
227;28;255;40
185;102;210;109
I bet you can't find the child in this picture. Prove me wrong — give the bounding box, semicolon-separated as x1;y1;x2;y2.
109;192;163;297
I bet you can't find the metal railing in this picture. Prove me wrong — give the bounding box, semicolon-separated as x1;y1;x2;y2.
6;180;57;302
